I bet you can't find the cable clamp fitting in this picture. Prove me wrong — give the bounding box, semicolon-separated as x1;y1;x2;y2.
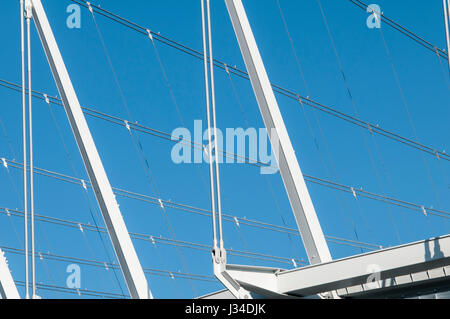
233;216;240;228
124;120;131;132
81;179;87;191
43;93;50;104
86;2;93;14
292;259;297;268
1;158;8;169
146;29;153;41
421;206;427;217
224;63;230;75
350;187;357;199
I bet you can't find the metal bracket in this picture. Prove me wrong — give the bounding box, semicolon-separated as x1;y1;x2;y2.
212;250;252;299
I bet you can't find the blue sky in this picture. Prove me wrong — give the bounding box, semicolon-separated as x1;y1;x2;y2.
0;0;449;298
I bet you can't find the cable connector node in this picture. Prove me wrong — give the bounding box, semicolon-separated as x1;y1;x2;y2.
43;93;50;104
86;2;93;14
1;158;8;169
146;29;153;41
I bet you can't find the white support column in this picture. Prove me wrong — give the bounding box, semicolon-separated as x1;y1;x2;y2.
0;249;20;299
224;0;332;265
29;0;151;299
443;0;450;74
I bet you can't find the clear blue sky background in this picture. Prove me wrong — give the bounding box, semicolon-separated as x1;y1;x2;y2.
0;0;449;298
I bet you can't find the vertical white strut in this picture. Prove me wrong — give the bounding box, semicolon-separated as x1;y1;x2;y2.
20;0;29;300
443;0;450;74
201;0;219;257
224;0;332;265
29;0;152;299
24;0;36;298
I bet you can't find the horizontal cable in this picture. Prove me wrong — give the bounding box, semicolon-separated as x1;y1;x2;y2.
0;81;446;223
14;280;129;299
0;78;268;168
2;157;397;251
349;0;448;60
62;0;450;162
0;244;217;284
2;119;448;222
0;207;308;267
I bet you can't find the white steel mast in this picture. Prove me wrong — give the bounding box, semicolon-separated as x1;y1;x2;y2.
27;0;152;299
224;0;332;266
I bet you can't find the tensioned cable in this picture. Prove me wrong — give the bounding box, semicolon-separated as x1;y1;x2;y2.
0;166;23;247
317;0;403;243
0;161;392;256
42;87;125;295
349;0;448;60
65;0;450;163
376;21;449;232
14;280;129;299
0;207;308;267
3;151;449;222
1;83;447;222
3;157;449;244
0;165;382;254
0;89;446;224
1;76;448;167
223;63;302;258
276;0;368;248
378;24;445;209
0;164;382;253
1;165;65;298
87;5;198;295
1;245;217;284
9;88;443;240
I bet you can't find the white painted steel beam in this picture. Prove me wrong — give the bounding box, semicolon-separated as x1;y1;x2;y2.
0;249;20;299
277;235;450;296
201;235;450;298
224;0;331;265
29;0;151;299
